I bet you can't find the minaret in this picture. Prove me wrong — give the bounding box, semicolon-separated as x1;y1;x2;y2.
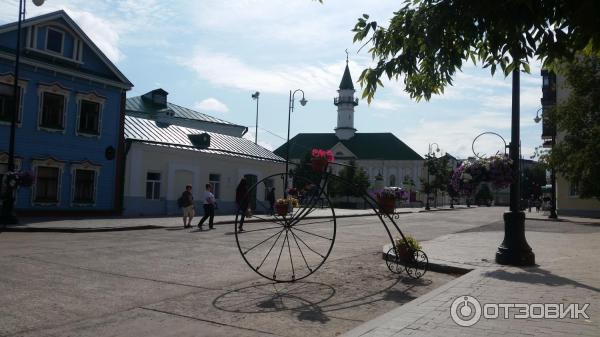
334;54;358;140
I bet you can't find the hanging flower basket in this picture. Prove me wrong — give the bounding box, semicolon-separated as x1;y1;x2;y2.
311;148;334;172
3;171;35;188
275;203;288;216
378;197;396;214
488;154;514;189
311;158;328;172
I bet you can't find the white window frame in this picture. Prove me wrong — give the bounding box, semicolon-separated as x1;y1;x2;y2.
75;92;105;138
70;161;100;207
45;27;65;55
0;74;27;127
0;153;22;206
31;158;65;206
37;83;70;133
209;173;221;199
569;183;579;198
145;171;161;200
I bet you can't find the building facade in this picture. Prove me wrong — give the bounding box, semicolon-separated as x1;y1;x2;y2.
123;90;285;216
0;11;132;215
540;69;600;217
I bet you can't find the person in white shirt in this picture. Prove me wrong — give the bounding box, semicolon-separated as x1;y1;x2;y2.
197;183;216;230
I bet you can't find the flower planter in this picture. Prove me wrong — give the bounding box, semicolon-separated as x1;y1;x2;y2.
394;246;413;262
276;203;289;216
378;197;396;214
311;158;328;173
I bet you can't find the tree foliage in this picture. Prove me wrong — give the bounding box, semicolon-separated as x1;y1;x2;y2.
328;159;370;199
352;0;600;102
546;55;600;200
521;163;546;199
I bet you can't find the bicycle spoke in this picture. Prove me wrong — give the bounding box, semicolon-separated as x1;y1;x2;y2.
256;230;284;271
241;224;283;234
272;229;288;279
242;228;285;256
286;231;295;279
293;227;333;241
291;218;334;228
251;213;285;226
291;229;325;259
290;229;312;271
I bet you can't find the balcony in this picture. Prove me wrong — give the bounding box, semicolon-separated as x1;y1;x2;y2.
334;97;359;106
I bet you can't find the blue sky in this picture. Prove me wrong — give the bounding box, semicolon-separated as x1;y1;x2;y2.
1;0;545;159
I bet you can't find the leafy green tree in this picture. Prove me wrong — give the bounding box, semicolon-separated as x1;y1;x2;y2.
291;151;323;190
545;56;600;200
329;159;369;201
475;184;493;206
352;1;600;102
521;164;547;199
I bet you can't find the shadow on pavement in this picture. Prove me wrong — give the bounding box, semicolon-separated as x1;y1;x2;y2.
212;275;424;323
484;267;600;293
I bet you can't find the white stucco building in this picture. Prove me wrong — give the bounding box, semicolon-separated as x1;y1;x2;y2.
122;89;285;216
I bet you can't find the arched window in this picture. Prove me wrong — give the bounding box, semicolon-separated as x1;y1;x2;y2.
389;174;396;186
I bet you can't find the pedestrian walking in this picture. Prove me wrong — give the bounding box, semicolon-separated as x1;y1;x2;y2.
236;178;249;232
180;185;194;228
267;187;275;215
197;184;216;230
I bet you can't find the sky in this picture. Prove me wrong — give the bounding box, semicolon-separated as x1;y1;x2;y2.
0;0;546;160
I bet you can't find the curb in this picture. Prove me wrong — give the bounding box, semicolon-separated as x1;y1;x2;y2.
2;206;475;233
382;243;472;275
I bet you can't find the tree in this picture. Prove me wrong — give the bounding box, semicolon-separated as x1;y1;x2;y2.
291;151;323;190
328;159;370;202
352;1;600;102
545;55;600;200
521;163;547;199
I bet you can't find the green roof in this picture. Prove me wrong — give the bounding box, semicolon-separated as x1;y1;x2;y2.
274;133;423;160
339;64;355;90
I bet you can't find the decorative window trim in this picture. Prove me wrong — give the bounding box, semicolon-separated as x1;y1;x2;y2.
0;73;27;127
31;157;66;207
37;83;70;133
75;91;105;138
0;153;22;170
145;171;162;200
70;161;100;207
45;26;65;55
209;173;221;199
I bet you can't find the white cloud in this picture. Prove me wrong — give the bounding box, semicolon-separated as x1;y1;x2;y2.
370;99;404;111
243;130;275;151
178;49;365;100
193;98;229;113
67;9;124;63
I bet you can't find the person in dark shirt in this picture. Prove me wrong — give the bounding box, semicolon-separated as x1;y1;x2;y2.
181;185;194;228
236;178;249;232
267;187;276;215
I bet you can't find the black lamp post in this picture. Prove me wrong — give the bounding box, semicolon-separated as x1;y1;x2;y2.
1;0;45;226
425;143;440;211
495;67;535;266
284;89;307;198
534;107;557;219
251;91;259;144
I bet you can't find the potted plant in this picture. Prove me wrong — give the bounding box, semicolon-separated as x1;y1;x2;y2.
374;187;404;214
311;148;334;172
275;198;291;216
393;235;422;261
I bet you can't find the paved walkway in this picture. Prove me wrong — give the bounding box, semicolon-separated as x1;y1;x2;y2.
343;215;600;336
4;205;473;232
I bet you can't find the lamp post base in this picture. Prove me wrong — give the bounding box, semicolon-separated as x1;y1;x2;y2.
548;210;558;219
495;211;535;266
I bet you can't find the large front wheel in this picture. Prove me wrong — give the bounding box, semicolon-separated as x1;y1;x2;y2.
235;173;336;282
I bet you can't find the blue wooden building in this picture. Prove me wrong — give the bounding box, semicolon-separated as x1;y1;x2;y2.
0;11;132;215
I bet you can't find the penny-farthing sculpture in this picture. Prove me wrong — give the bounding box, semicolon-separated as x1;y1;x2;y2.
235;162;428;282
235;172;336;282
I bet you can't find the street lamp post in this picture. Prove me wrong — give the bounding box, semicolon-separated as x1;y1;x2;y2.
284;89;307;198
251;91;259;144
425;143;440;211
1;0;45;226
534;107;557;219
495;67;535;266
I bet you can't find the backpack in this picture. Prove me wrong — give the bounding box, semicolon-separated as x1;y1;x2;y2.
177;196;184;208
